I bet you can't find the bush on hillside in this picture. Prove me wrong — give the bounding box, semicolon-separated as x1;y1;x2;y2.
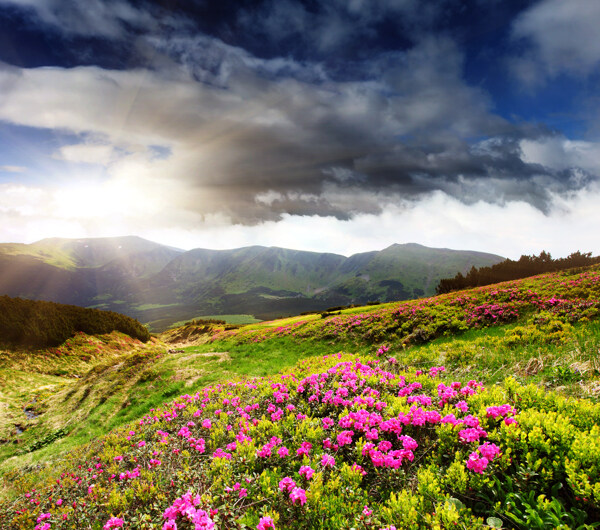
437;251;600;294
4;355;600;528
0;295;150;348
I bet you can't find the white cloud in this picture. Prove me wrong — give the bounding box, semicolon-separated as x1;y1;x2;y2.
512;0;600;80
54;142;115;165
0;37;510;224
0;20;595;258
255;190;285;206
0;66;202;146
2;176;599;262
237;0;435;54
234;186;600;259
0;165;26;173
520;136;600;175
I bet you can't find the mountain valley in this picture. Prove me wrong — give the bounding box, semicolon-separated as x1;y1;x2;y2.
0;237;504;330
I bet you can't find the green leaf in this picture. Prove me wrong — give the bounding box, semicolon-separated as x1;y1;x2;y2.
487;517;503;528
446;497;465;511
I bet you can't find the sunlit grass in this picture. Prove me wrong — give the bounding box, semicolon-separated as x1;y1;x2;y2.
2;265;600;516
169;314;262;327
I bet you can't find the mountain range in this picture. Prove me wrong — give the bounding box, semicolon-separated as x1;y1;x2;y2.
0;237;504;330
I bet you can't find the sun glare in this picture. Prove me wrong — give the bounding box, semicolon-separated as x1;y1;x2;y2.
54;182;130;220
53;175;163;223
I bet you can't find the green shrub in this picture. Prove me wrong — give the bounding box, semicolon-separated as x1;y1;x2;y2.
0;295;150;347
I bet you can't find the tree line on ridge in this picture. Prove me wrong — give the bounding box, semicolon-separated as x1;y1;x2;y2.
436;251;600;294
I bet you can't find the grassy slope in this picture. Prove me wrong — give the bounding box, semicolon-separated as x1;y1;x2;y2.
330;243;504;298
0;240;504;331
1;265;600;528
165;244;503;301
0;243;79;270
0;334;236;477
0;237;172;270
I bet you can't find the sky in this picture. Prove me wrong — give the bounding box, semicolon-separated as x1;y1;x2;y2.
0;0;599;258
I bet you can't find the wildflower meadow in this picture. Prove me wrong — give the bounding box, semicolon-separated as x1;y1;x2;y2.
3;266;600;528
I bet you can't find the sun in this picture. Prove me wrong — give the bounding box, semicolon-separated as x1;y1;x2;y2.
54;180;132;220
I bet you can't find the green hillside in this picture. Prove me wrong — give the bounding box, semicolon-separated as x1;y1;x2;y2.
147;243;504;326
0;237;504;329
0;295;150;347
29;237;180;269
324;243;503;301
2;265;600;528
0;242;79;270
0;236;179;270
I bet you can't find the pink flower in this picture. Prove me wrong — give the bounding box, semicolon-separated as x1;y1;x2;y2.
257;444;273;458
362;505;373;517
351;462;366;476
279;477;297;493
212;448;232;460
289;487;307;506
190;510;215;529
321;454;335;467
378;440;392;453
296;441;312;456
466;452;489;474
138;440;146;448
257;516;275;529
37;513;51;522
299;465;315;480
455;400;469;412
149;458;162;468
377;345;390;355
486;404;515;419
277;446;289;458
103;517;125;529
56;499;63;506
400;436;418;450
322;417;334;429
478;442;501;461
336;430;354;446
459;427;487;443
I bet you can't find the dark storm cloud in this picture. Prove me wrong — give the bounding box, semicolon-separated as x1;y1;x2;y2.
235;0;435;56
0;0;160;38
0;0;597;226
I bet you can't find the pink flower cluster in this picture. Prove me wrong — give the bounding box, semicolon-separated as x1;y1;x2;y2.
257;516;275;530
278;477;307;505
297;441;313;456
257;436;284;458
163;491;215;530
103;517;125;529
23;353;527;529
487;404;518;425
299;465;315;480
466;442;501;474
118;467;140;481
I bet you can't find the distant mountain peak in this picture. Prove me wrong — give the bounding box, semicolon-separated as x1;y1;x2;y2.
0;236;505;330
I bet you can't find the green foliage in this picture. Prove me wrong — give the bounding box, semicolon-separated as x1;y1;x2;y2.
0;295;150;347
23;427;69;454
4;355;599;528
3;264;600;528
437;250;600;294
